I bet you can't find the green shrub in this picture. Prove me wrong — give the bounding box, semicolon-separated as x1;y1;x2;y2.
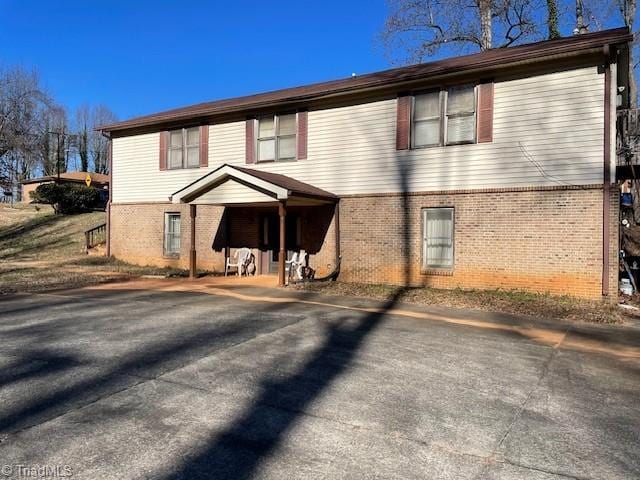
30;183;102;214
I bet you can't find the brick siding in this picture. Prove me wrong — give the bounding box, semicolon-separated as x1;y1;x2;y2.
109;185;618;300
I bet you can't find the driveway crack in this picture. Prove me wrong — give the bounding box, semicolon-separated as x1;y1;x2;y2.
474;325;572;479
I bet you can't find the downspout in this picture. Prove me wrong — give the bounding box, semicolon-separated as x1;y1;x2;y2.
334;200;341;269
602;45;612;297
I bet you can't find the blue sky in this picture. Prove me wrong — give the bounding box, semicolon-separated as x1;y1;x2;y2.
0;1;628;123
0;0;391;121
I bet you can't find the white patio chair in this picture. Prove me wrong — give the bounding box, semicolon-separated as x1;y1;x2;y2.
285;250;307;284
285;252;299;284
225;247;252;276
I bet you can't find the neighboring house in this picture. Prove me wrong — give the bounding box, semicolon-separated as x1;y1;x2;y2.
21;172;109;203
99;28;632;300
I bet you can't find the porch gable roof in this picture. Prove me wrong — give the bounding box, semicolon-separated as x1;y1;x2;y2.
169;164;338;204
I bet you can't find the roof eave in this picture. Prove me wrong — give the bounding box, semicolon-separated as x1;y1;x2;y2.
98;28;632;134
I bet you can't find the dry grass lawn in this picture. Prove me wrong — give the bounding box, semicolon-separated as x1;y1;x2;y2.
0;204;186;294
298;281;623;324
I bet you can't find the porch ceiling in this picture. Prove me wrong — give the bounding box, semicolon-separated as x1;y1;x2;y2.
169;164;338;206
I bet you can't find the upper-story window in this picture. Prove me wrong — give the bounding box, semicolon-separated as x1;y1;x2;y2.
168;127;200;169
412;85;476;148
258;114;296;162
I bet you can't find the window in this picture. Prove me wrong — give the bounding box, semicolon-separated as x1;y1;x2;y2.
446;86;476;144
168;127;200;169
423;208;454;269
412;85;476;148
258;113;296;162
164;213;181;256
413;91;441;148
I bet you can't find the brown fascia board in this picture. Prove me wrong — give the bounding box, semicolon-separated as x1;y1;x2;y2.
99;27;632;135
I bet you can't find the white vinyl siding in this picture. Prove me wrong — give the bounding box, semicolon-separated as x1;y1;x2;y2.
112;66;606;203
423;208;454;269
164;213;181;256
191;179;275;204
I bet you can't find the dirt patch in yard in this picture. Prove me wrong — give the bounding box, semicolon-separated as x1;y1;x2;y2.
297;282;622;324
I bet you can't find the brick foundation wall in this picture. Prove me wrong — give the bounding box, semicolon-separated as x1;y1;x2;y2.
109;185;618;300
338;185;618;300
110;203;226;271
109;203;339;275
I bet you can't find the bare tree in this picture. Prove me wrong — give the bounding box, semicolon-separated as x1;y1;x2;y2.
614;0;637;105
547;0;561;38
90;105;117;174
575;0;590;33
380;0;539;63
38;106;69;176
75;104;90;172
0;66;51;193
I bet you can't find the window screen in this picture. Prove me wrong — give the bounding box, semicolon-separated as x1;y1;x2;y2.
446;86;476;144
413;92;441;147
423;208;454;269
168;128;200;169
258;114;297;162
164;213;181;255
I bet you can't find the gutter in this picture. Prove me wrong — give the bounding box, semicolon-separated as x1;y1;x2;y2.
602;44;614;297
98;29;632;134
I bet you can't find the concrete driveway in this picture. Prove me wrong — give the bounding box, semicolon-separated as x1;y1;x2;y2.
0;279;638;479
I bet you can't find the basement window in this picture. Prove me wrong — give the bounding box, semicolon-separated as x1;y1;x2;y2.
164;213;181;256
423;208;454;269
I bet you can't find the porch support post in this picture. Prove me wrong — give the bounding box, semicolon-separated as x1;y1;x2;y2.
189;204;197;279
278;201;286;287
224;208;230;267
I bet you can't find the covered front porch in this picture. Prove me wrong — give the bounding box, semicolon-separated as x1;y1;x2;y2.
170;164;340;286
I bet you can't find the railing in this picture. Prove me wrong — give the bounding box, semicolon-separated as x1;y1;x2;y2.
85;223;106;251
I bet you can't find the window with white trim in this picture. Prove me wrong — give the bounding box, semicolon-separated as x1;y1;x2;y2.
423;208;454;269
446;85;476;144
168;127;200;169
412;85;476;148
412;91;441;148
257;113;296;162
164;213;181;256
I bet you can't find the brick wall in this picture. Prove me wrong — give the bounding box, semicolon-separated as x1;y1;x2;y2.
110;203;226;271
110;185;618;300
109;203;338;275
338;185;618;300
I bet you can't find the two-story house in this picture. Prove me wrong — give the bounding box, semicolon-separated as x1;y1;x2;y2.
99;28;632;299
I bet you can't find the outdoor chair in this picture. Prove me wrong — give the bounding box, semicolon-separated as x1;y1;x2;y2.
225;247;252;276
285;250;307;284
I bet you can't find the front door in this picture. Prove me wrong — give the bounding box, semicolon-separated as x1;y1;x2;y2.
261;213;301;274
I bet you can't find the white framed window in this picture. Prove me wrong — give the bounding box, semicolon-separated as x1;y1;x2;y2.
412;91;441;148
411;85;476;148
258;113;296;162
446;85;476;145
168;127;200;169
423;208;454;269
164;213;181;256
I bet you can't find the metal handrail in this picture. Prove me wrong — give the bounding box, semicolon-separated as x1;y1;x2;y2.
85;223;106;251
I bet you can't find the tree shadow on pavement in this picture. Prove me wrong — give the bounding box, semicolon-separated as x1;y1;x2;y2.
162;147;416;480
164;290;405;480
